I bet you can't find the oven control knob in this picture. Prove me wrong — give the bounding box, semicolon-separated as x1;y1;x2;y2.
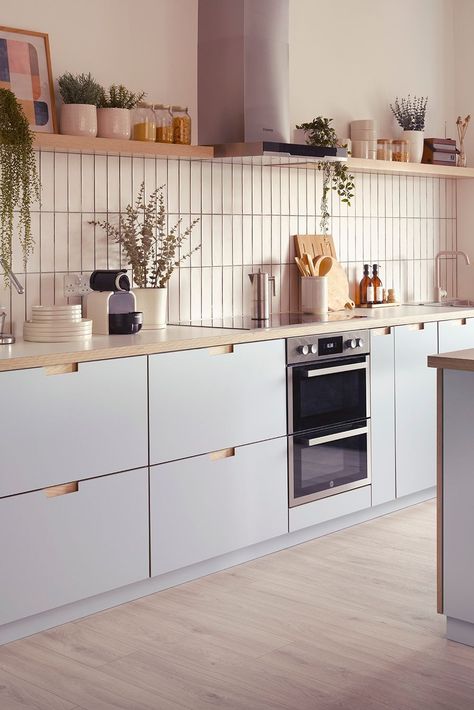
310;344;318;354
345;338;357;349
299;344;310;355
356;337;364;348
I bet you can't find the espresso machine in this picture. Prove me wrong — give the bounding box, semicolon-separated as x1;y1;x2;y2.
84;270;143;335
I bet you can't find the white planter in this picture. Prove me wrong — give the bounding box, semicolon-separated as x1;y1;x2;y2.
60;104;97;137
132;287;167;330
97;108;131;140
403;130;424;163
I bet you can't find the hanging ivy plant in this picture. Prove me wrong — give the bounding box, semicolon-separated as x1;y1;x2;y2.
0;89;40;284
297;116;354;234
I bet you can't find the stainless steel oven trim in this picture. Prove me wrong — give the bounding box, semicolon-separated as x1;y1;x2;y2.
303;361;367;378
288;421;372;507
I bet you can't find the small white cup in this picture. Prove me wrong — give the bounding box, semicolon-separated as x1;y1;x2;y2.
301;276;328;315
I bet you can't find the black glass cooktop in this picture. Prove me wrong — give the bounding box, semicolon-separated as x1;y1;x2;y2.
169;312;368;331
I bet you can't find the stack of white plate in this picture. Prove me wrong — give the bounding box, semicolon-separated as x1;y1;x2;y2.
350;119;377;159
24;305;93;342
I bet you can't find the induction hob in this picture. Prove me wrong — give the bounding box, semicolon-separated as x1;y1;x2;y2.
169;312;368;331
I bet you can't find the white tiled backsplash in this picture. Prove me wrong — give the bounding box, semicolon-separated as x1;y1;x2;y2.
1;151;457;333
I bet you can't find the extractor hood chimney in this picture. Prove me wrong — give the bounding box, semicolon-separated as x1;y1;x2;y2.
198;0;345;161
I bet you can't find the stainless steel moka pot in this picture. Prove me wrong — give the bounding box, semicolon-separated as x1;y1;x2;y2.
248;270;276;320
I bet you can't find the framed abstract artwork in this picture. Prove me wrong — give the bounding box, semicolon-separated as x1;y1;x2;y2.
0;25;56;133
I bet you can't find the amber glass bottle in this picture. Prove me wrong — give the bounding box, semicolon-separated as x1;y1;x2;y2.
359;264;372;305
372;263;384;304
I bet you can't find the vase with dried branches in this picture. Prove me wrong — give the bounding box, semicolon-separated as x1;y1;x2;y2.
456;114;471;168
92;182;200;328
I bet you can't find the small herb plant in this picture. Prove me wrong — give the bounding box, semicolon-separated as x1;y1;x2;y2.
91;182;201;288
390;95;428;131
297;116;355;234
58;72;103;105
97;84;145;110
0;89;40;284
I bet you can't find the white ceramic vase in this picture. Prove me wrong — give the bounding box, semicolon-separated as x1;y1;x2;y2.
97;108;131;140
60;104;97;137
132;287;167;329
403;130;424;163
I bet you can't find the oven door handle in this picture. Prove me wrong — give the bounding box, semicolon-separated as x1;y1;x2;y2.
303;361;367;378
302;426;368;447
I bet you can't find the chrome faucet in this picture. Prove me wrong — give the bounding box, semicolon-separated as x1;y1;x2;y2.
3;266;25;295
434;250;471;302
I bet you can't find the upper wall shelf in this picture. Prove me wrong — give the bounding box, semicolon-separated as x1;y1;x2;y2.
33;133;474;178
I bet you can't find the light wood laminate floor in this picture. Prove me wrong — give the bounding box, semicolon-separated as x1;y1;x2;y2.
1;500;473;710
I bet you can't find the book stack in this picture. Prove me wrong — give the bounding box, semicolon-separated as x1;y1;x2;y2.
422;138;458;166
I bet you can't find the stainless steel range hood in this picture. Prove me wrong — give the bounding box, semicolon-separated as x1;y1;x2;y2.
198;0;346;162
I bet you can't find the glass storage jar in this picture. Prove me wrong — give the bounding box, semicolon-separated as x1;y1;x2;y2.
392;139;409;162
377;139;391;161
131;103;156;142
154;104;173;143
172;106;191;145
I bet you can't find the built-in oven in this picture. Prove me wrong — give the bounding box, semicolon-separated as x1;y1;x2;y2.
287;331;371;507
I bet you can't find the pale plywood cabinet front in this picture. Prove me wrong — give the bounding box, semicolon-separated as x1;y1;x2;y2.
438;318;474;353
370;328;396;506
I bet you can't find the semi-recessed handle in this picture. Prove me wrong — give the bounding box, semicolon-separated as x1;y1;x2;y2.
372;326;391;336
44;363;79;376
209;447;235;461
407;323;425;331
44;481;79;497
208;344;234;355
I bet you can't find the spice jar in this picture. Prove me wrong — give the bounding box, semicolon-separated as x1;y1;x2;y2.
172;106;191;145
392;139;409;162
131;103;156;142
154;104;173;143
377;139;391;161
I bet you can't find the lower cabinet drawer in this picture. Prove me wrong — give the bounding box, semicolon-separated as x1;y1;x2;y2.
289;486;372;532
150;437;288;576
0;468;149;626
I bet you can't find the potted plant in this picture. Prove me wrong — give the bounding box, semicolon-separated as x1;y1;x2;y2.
0;89;40;285
96;84;145;140
390;95;428;163
92;182;200;329
58;72;102;137
296;117;355;234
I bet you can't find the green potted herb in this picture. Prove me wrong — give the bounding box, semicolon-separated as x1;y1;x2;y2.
296;116;355;234
58;72;102;137
390;95;428;163
92;182;200;329
97;84;145;140
0;89;40;285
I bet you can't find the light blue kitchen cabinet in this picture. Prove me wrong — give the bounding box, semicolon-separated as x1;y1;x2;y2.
394;322;438;498
438;317;474;353
0;356;148;498
150;437;288;575
148;339;287;464
370;327;396;506
0;468;149;626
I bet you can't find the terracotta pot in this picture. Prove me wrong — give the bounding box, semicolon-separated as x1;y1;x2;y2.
97;108;131;140
132;287;167;329
60;104;97;137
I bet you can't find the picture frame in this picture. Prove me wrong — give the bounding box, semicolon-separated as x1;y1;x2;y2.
0;25;57;133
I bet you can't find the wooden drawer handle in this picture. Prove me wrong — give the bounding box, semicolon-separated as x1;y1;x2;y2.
44;481;79;497
207;344;234;355
447;318;467;327
407;323;424;331
372;326;391;336
44;363;78;376
209;447;235;461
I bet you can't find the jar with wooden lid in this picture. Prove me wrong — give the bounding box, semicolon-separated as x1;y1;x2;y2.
392;139;409;162
377;139;391;161
131;103;156;142
154;104;173;143
172;106;191;145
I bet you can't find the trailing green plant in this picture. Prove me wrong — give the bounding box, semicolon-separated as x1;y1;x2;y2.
58;72;103;105
91;182;200;288
97;84;145;109
0;89;40;283
390;95;428;131
297;116;355;234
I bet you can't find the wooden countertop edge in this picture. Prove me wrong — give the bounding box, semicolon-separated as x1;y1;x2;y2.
2;307;474;372
428;350;474;371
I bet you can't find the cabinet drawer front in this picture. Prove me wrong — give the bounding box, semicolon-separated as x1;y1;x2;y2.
0;468;149;625
0;356;148;497
149;340;286;464
150;437;288;575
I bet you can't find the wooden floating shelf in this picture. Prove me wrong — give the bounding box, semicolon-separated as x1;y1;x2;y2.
33;132;214;160
347;157;474;179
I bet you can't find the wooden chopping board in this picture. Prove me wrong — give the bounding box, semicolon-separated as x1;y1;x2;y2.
294;234;337;260
314;256;355;311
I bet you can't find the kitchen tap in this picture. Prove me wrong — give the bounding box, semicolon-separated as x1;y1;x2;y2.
3;265;25;295
434;250;471;302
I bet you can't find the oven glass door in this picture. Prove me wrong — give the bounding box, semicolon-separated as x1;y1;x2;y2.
290;356;368;433
290;420;370;506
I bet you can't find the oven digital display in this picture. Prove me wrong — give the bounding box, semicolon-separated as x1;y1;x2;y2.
318;336;343;357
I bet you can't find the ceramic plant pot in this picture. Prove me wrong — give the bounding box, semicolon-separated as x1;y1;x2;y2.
97;108;131;140
132;287;167;329
403;130;424;163
60;104;97;137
